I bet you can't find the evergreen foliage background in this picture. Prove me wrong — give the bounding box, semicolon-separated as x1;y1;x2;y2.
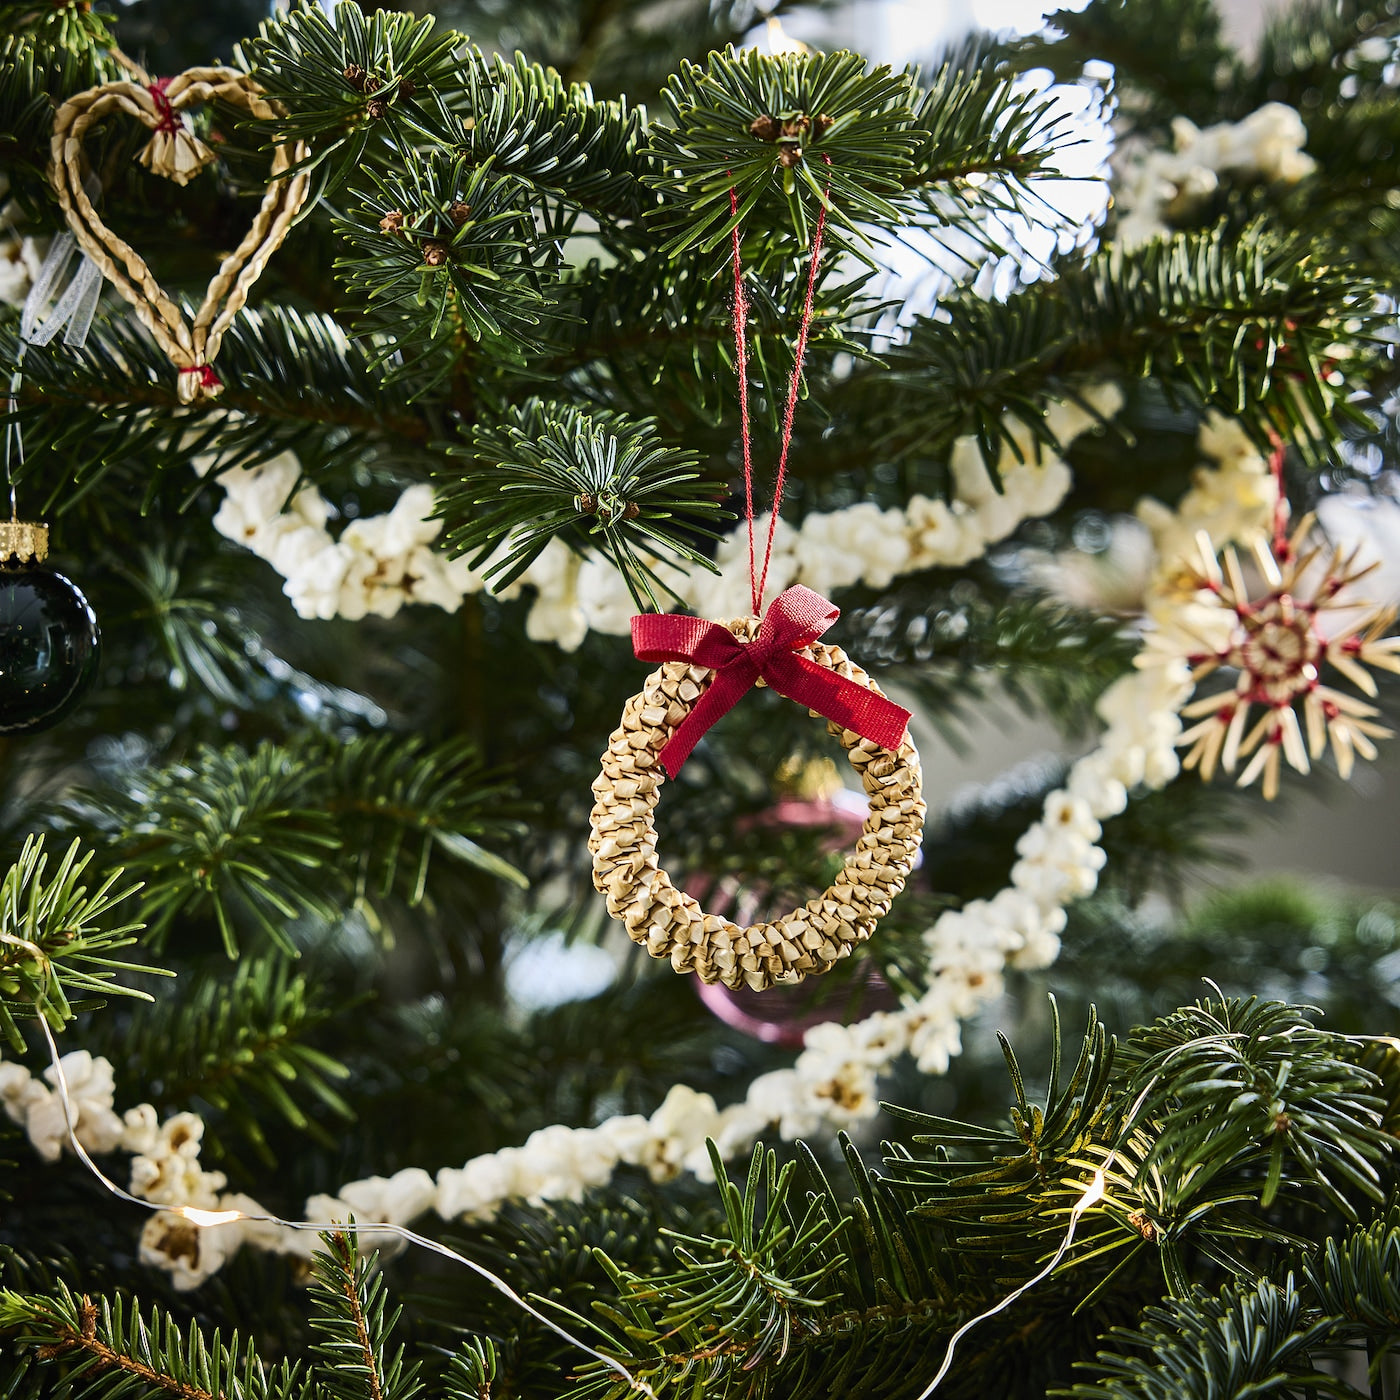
3;0;1400;1395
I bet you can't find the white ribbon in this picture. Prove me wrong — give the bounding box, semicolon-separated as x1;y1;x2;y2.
20;231;104;351
20;175;106;351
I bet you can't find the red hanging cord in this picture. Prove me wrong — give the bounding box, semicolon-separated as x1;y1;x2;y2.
729;163;831;615
728;187;758;612
1268;433;1289;559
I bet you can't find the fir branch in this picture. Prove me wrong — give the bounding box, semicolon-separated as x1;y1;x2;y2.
1307;1212;1400;1332
5;309;429;515
900;40;1074;215
536;246;869;433
320;732;528;899
196;307;433;462
440;399;728;608
878;995;1399;1307
249;7;656;226
0;837;150;1050
308;1232;421;1400
109;954;351;1163
878;223;1379;468
0;1350;41;1400
336;155;556;375
448;52;653;221
442;1339;497;1400
0;1283;299;1400
63;733;525;959
581;1144;851;1394
0;5;117;77
237;2;465;185
121;548;258;709
882;1001;1117;1270
71;740;343;959
1054;1276;1338;1399
646;47;920;259
1119;996;1394;1219
0;35;118;179
843;586;1137;738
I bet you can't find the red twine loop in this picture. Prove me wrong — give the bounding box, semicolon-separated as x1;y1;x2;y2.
148;78;179;135
728;160;831;614
178;365;223;391
627;158;904;775
1267;433;1289;559
632;585;912;778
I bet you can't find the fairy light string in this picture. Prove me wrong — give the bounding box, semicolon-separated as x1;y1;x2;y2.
37;996;1105;1400
37;1004;1234;1400
13;433;1336;1392
33;1015;656;1399
917;1167;1107;1398
915;1012;1258;1396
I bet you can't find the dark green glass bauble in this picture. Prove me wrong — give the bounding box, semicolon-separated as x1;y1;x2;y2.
0;562;100;735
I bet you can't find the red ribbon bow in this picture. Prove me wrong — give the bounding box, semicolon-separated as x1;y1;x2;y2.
631;585;912;778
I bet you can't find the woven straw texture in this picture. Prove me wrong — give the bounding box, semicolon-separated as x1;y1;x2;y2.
589;619;925;991
50;69;310;402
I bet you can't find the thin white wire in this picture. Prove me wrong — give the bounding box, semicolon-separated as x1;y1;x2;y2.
914;1013;1243;1397
913;1166;1107;1399
35;982;1258;1398
35;1016;656;1399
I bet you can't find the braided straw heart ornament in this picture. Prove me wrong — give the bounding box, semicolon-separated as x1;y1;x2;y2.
50;68;310;403
589;617;925;992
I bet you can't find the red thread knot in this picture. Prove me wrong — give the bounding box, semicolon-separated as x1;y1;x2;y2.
178;365;223;390
148;78;179;135
745;630;783;671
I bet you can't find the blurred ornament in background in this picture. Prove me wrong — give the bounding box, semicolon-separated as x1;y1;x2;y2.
690;781;902;1046
0;518;100;735
1317;490;1400;609
1023;513;1156;616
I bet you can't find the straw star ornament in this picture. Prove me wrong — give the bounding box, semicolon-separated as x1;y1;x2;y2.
1165;518;1400;798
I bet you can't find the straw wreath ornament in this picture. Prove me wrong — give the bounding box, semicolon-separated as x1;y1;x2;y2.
589;606;923;991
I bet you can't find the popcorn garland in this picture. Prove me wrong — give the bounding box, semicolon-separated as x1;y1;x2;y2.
0;174;48;311
0;231;46;311
208;465;477;623
1;408;1294;1293
1114;102;1315;250
206;384;1124;642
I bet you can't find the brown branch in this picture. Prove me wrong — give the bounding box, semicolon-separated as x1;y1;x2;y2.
627;1291;967;1372
32;1298;220;1400
11;377;430;448
333;1237;384;1400
563;0;627;87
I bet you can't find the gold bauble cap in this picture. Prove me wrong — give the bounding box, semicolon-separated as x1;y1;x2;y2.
0;519;49;564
